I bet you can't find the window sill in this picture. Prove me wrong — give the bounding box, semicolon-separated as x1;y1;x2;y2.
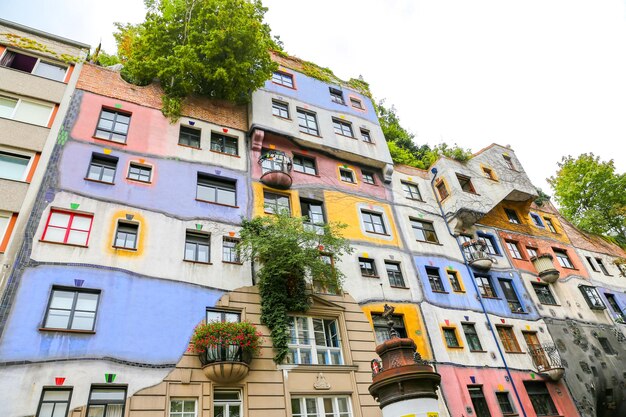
299;131;322;139
340;180;358;186
432;290;449;294
112;246;137;251
278;364;359;371
446;345;464;349
273;115;292;121
362;275;380;279
406;198;425;202
39;327;95;335
416;240;443;246
481;296;500;300
0;66;69;84
504;351;526;354
178;143;202;150
222;261;243;265
126;177;152;184
452;290;466;294
293;171;320;178
469;350;488;353
365;231;390;237
362;140;375;144
335;132;357;140
84;177;115;185
184;259;212;265
39;239;88;249
195;198;239;209
272;81;296;90
210;149;240;158
390;285;409;289
92;136;127;145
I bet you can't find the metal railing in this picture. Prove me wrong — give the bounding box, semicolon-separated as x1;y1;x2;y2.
259;150;292;174
527;343;563;372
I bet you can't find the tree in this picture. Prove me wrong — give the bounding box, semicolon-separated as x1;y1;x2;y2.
548;153;626;246
115;0;277;120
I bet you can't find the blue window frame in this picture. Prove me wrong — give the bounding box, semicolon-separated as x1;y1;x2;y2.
530;212;544;228
477;232;500;256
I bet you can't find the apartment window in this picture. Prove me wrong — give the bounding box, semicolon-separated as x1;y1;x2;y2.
596;258;611;275
0;212;11;246
586;256;599;272
475;275;497;298
579;285;605;310
95;108;130;143
170;399;197;417
361;211;386;234
178;126;201;148
43;287;99;331
350;97;364;109
360;128;372;143
544;218;557;233
618;263;626;277
468;386;492;417
339;168;356;183
372;313;407;343
287;316;343;365
359;258;377;277
401;181;422;200
214;391;241;417
532;283;557;305
553;249;574;268
333;118;354;137
530;212;544;228
443;327;460;348
301;199;325;233
598;337;616;355
447;270;463;292
496;326;522;352
293;155;317;175
426;266;445;292
329;87;345;104
210;132;238;155
42;210;93;246
223;237;241;263
605;294;625;321
207;308;240;323
526;247;538;259
482;166;496;180
411;219;438;243
272;100;290;118
127;163;152;182
1;49;67;81
36;388;72;417
0;150;31;181
499;279;523;313
505;241;523;259
184;231;210;263
436;180;449;200
477;233;500;255
385;261;405;287
87;153;117;183
496;392;516;415
272;71;294;88
197;174;237;206
114;222;138;249
291;396;352;417
504;208;521;224
264;191;291;214
503;155;515;170
456;174;476;193
462;323;483;351
0;95;53;126
524;381;558;416
86;386;126;416
362;171;375;184
297;108;319;135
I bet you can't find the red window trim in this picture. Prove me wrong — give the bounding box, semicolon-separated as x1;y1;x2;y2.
41;209;94;246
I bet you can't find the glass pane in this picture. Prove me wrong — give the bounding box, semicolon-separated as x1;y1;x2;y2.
305;398;317;415
67;230;89;246
45;307;71;327
0;152;29;180
90;388;126;400
98;119;113;130
197;245;210;262
217;188;236;206
324;398;334;415
0;96;17;118
291;399;302;415
215;391;240;400
49;212;71;228
197;185;216;202
71;215;92;231
14;100;52;126
229;405;240;417
185;243;196;261
300;349;312;364
76;292;99;311
105;404;123;417
43;390;71;401
50;291;74;309
33;61;67;81
337;398;348;413
52;404;68;417
71;311;95;330
39;403;54;417
214;405;224;417
170;400;183;412
87;405;105;417
183;400;196;412
43;227;64;242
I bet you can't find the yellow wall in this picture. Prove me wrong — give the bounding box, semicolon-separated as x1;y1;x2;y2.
251;182;302;217
105;210;147;257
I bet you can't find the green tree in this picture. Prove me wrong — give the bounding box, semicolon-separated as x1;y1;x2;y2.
548;153;626;246
115;0;277;120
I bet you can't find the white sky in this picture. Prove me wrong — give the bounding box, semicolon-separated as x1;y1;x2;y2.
2;0;625;193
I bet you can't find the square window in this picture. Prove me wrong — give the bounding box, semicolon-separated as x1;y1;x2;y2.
553;249;574;268
197;174;237;206
544;218;557;233
179;126;201;148
530;212;544;228
0;96;18;118
287;316;343;365
42;210;93;246
114;221;138;249
475;275;497;298
468;386;492;417
371;313;407;343
272;100;290;118
0;150;31;181
43;286;100;331
86;153;117;183
127;163;152;182
462;323;483;351
332;118;354;137
443;327;460;348
477;233;499;255
170;399;197;417
359;258;377;277
206;308;241;323
526;247;538;258
184;231;210;263
505;241;523;259
426;266;445;292
361;211;387;235
362;171;375;185
272;71;294;88
385;261;405;287
447;270;463;292
210;132;238;156
496;392;516;415
223;237;241;263
94;108;130;143
532;283;557;305
301;199;325;233
504;208;521;224
579;285;605;310
36;388;72;417
456;174;476;193
297;108;319;135
340;168;356;183
213;390;242;417
360;128;372;143
436;181;449;200
503;154;515;170
496;326;522;352
329;87;345;105
350;97;364;109
524;381;559;416
293;155;317;175
401;181;422;200
264;191;291;214
411;219;438;243
482;166;496;180
86;386;126;417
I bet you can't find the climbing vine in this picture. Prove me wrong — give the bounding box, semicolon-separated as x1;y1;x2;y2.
1;33;82;64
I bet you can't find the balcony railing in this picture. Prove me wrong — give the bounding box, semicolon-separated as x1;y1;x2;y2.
531;253;560;283
259;150;293;189
528;343;564;381
462;239;493;270
199;343;252;383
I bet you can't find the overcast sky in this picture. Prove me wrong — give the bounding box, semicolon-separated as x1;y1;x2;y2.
2;0;625;193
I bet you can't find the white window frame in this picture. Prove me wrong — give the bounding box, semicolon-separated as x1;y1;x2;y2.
213;390;242;417
1;48;68;81
287;316;343;365
0;93;54;126
291;396;353;417
169;398;197;417
0;146;35;182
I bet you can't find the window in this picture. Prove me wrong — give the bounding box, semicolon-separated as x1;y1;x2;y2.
271;99;290;118
86;153;117;183
329;87;345;104
42;210;93;246
260;148;288;174
526;247;538;259
332;118;354;137
586;256;599;272
426;266;445;292
447;270;463;292
482;166;496;180
503;154;515;170
504;208;521;224
496;392;515;415
214;391;241;417
170;399;196;417
36;388;72;417
524;381;558;416
362;171;375;184
94;108;130;143
532;283;557;305
0;95;53;126
544;217;557;233
436;181;449;200
605;294;625;321
361;211;386;234
114;222;138;249
499;279;523;313
505;241;523;259
207;308;240;323
411;219;438;243
350;97;364;109
360;128;372;143
0;150;31;181
496;326;522;352
339;168;355;183
291;396;352;417
579;285;605;309
443;327;460;348
210;132;238;155
0;212;11;246
178;126;201;148
315;254;339;295
596;258;611;275
359;258;377;277
43;287;99;331
462;323;483;351
477;233;500;255
371;313;407;343
293;154;317;175
456;174;476;193
468;386;492;417
301;199;325;233
385;261;405;287
184;231;210;263
223;237;241;263
287;316;342;365
475;275;497;298
197;174;237;206
272;71;294;88
618;263;626;277
264;191;291;214
297;108;319;135
553;249;574;268
401;181;422;200
86;387;126;417
127;163;152;182
530;212;544;228
0;50;67;81
598;337;616;355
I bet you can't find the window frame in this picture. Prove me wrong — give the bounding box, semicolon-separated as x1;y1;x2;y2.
361;210;387;235
477;232;500;255
206;308;241;323
436;180;449;200
0;147;35;182
462;323;483;352
505;240;523;260
456;173;477;194
0;48;68;81
292;154;318;175
503;154;515;170
329;87;345;105
371;312;407;343
447;270;464;292
605;293;625;321
272;99;290;119
468;385;493;417
222;237;241;264
442;327;461;348
210;132;238;156
579;285;606;310
496;325;522;353
544;217;557;233
35;387;73;417
196;173;237;207
595;258;611;276
213;390;243;417
359;257;378;277
127;162;152;183
553;248;574;269
530;212;544;228
361;171;376;185
426;266;446;293
178;125;201;149
297;108;319;136
482;166;497;181
169;398;197;417
42;285;101;332
113;220;139;250
339;168;356;184
385;261;406;288
0;93;54;126
184;230;211;264
531;282;557;305
350;97;364;109
272;71;294;88
410;218;439;244
263;191;291;215
41;209;94;247
86;385;127;416
300;198;326;233
94;107;131;143
332;118;354;137
504;208;521;224
498;278;524;313
287;316;344;365
401;181;422;201
360;128;373;143
291;396;353;417
86;153;117;184
524;381;559;416
495;391;516;416
475;274;498;298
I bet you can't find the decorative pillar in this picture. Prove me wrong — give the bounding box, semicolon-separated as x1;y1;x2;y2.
369;305;441;417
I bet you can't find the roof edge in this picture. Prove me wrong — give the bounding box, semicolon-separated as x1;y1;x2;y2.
0;18;90;50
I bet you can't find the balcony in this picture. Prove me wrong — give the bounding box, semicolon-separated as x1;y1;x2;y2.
199;344;251;383
528;343;565;381
531;254;560;283
259;150;292;189
463;239;493;270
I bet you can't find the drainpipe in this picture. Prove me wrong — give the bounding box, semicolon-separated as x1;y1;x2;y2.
429;167;528;417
